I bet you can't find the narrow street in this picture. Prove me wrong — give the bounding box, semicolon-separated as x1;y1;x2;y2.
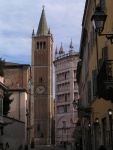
29;145;66;150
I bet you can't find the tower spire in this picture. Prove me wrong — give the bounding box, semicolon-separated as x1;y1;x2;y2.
59;42;65;54
70;39;74;50
37;6;49;36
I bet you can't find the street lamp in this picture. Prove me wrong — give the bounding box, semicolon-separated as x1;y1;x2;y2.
108;109;113;150
94;118;99;150
91;6;113;44
95;117;99;124
72;100;93;150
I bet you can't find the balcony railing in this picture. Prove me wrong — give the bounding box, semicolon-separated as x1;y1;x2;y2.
97;60;113;101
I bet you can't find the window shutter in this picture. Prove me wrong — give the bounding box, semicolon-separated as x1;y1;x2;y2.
87;80;91;103
102;46;108;60
78;98;83;118
98;58;103;70
92;26;96;45
92;70;97;97
88;42;90;57
90;31;93;53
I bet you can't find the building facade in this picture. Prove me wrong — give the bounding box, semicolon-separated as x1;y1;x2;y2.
53;41;79;146
31;7;54;145
4;62;31;122
3;62;31;148
76;0;113;150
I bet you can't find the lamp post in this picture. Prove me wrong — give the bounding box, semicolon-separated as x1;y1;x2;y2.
108;109;113;150
72;99;93;150
94;118;99;150
91;6;113;44
88;120;92;150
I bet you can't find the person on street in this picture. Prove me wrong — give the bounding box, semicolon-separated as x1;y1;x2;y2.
5;142;9;150
31;138;35;149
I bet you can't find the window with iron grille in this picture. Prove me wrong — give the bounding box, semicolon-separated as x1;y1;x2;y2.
98;46;108;70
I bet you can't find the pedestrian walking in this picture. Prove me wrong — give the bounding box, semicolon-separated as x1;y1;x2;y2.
5;142;9;150
99;145;106;150
31;138;35;149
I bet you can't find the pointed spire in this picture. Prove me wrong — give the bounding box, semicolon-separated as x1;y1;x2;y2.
55;46;58;54
59;42;64;54
70;39;74;49
69;39;75;55
37;6;48;36
32;28;35;37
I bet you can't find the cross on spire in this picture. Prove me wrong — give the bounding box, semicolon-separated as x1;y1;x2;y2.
42;5;45;10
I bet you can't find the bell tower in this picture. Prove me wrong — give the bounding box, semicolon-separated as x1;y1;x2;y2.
31;6;54;145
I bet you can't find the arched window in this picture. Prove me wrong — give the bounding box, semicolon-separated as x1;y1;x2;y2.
39;77;42;83
40;42;42;49
37;42;39;49
43;42;46;49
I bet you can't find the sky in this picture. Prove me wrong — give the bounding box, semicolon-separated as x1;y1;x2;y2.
0;0;86;65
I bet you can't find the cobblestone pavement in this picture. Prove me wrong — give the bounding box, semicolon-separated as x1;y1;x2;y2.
29;145;65;150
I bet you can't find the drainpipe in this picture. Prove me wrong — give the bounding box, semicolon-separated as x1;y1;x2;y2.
19;92;20;120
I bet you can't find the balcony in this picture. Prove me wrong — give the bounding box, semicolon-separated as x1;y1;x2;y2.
97;60;113;102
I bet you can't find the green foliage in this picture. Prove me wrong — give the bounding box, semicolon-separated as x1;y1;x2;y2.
0;58;5;77
3;91;13;116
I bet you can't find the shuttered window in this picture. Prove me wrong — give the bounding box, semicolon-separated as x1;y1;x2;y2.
102;46;108;60
98;58;103;70
88;42;90;57
89;27;95;56
98;46;108;70
78;98;83;118
90;31;93;53
87;81;91;103
92;70;97;97
92;26;96;45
